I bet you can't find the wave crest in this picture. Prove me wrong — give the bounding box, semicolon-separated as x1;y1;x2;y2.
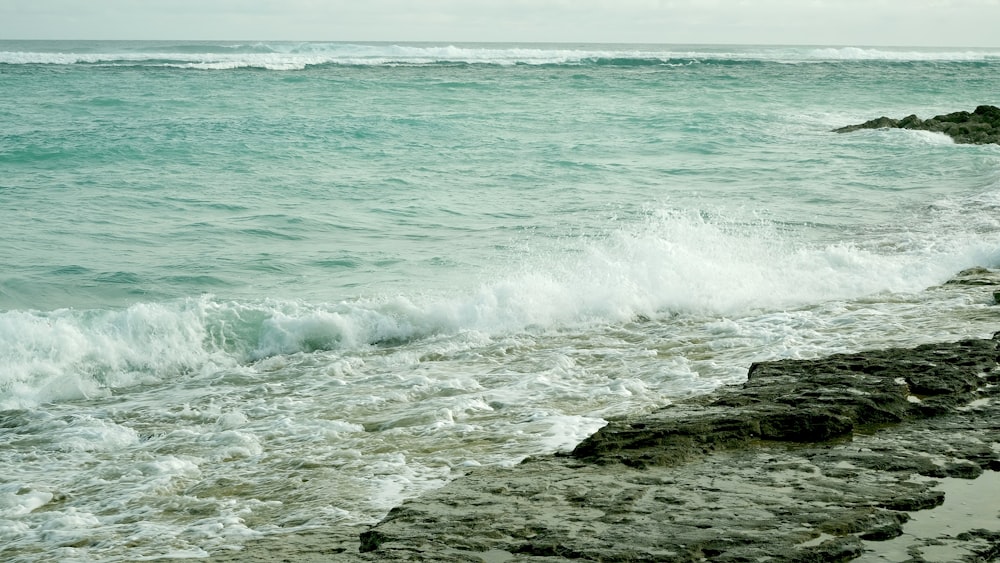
4;203;996;410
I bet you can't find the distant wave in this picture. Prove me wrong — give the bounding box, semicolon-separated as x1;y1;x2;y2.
803;46;999;61
1;42;998;70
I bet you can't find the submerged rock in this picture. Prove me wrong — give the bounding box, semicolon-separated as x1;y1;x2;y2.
834;105;1000;144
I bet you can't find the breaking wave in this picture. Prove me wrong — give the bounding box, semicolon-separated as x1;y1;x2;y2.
3;206;996;410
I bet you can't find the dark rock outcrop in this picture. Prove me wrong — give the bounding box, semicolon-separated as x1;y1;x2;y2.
834;105;1000;144
570;334;995;470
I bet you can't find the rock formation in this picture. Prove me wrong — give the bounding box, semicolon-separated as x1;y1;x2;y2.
834;105;1000;145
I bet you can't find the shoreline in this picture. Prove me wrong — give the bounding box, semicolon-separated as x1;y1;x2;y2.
355;270;1000;562
221;269;1000;562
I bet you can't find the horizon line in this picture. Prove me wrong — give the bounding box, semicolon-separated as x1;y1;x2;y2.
2;39;1000;50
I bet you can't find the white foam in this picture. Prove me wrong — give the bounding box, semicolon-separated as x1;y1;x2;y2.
532;414;608;453
448;208;983;328
35;508;102;549
137;456;200;476
0;519;31;541
0;301;234;409
54;416;140;452
900;129;958;145
214;410;249;430
0;486;53;517
862;127;957;146
199;430;263;461
38;508;101;531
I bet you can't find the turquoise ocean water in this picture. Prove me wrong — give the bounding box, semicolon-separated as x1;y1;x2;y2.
2;41;1000;560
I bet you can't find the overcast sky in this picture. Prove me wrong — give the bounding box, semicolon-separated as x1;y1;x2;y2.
2;0;999;47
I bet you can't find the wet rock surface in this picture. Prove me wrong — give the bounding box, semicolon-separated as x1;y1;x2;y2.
355;270;1000;562
834;105;1000;145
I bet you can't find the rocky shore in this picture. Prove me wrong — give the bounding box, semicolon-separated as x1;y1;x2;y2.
353;270;1000;562
834;105;1000;145
224;269;1000;562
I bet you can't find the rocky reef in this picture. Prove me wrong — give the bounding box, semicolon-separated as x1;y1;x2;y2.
834;105;1000;145
354;269;1000;562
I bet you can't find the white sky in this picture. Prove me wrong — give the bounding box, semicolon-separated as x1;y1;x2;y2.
2;0;999;47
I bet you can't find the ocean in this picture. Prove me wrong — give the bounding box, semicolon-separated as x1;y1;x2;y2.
1;41;999;561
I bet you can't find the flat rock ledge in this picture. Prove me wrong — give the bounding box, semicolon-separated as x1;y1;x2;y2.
356;272;1000;562
834;105;1000;145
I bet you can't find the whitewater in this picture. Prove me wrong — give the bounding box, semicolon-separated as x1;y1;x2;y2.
1;41;999;561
